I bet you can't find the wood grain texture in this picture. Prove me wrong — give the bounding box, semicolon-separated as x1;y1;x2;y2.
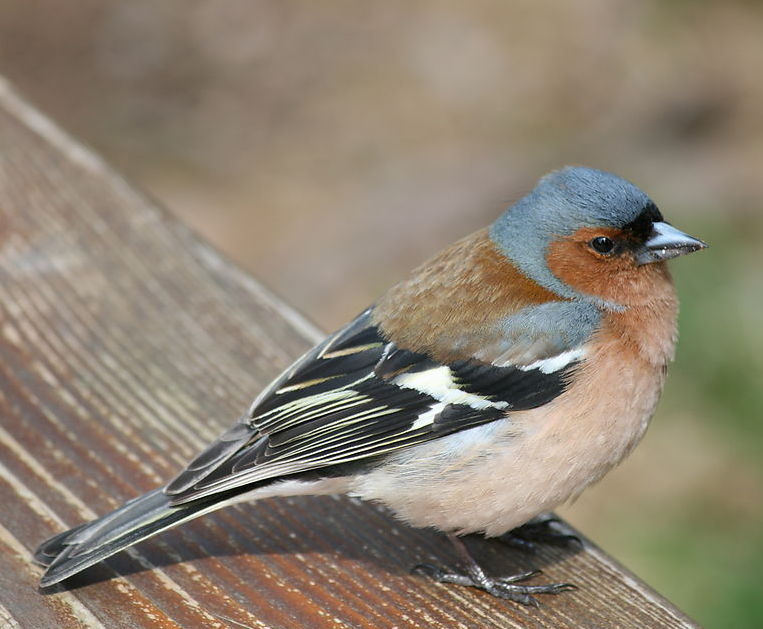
0;76;701;629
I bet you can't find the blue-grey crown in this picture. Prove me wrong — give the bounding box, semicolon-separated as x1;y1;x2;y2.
489;166;655;303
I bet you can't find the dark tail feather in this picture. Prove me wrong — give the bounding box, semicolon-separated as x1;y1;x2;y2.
36;489;217;587
34;523;89;566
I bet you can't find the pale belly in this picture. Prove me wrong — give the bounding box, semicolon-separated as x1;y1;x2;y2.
348;352;666;536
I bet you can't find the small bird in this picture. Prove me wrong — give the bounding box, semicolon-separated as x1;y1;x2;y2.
35;166;706;604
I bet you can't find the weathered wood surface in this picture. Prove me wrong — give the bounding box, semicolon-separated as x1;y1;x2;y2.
0;76;700;629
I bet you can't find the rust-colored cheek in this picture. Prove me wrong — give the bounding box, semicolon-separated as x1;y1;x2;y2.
545;227;671;306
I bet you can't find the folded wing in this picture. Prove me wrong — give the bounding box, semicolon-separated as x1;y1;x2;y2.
166;306;585;503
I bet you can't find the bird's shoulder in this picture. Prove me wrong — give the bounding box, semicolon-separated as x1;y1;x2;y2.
372;228;601;364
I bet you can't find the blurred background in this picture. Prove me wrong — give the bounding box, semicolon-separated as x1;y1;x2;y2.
1;1;761;626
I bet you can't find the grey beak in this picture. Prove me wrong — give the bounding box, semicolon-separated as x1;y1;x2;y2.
636;221;708;265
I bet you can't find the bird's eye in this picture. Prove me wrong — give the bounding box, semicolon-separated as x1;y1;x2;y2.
589;236;615;255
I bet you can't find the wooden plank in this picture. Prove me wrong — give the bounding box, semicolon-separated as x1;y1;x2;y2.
0;76;701;628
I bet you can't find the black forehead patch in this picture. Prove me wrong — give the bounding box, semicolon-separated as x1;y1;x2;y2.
621;201;663;240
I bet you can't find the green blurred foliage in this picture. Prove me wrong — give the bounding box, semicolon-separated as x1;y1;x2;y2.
672;216;763;453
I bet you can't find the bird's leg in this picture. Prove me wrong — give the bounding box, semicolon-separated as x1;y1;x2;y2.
497;514;583;553
413;534;575;606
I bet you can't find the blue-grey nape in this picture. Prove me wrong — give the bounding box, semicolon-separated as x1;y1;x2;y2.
489;166;655;305
500;301;602;359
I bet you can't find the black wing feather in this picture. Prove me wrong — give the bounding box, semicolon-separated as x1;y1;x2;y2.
450;360;570;409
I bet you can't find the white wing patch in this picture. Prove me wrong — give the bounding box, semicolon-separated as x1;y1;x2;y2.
411;402;447;430
393;366;509;411
517;347;587;374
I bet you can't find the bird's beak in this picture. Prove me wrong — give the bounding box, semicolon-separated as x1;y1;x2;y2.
636;221;708;265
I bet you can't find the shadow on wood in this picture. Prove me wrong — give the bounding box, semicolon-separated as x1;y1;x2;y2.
37;496;584;590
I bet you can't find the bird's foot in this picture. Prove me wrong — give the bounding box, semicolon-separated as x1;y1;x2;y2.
413;533;575;606
498;514;582;554
412;562;574;606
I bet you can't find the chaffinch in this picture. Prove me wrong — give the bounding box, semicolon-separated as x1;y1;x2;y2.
35;166;706;604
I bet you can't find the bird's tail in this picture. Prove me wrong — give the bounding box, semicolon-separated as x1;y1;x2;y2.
35;488;224;587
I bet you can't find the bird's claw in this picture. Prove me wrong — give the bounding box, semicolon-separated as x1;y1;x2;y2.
499;515;583;553
412;562;575;606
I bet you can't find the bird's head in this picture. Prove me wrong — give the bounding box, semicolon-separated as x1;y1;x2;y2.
489;166;707;308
